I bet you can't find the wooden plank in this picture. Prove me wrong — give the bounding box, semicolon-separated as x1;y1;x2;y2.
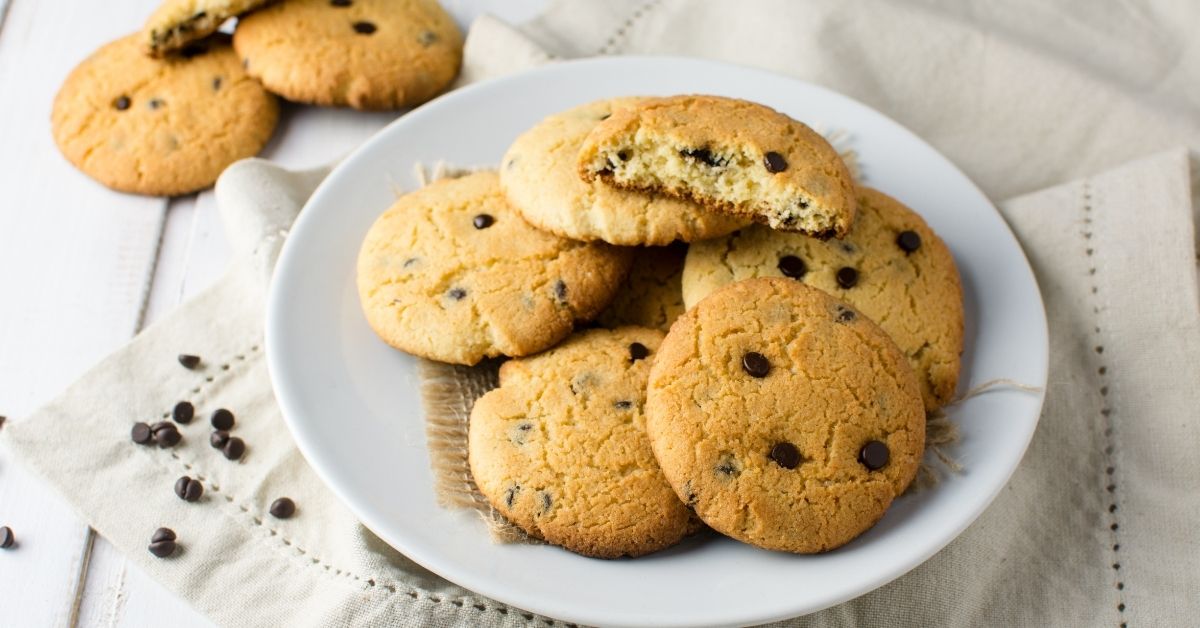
0;0;169;625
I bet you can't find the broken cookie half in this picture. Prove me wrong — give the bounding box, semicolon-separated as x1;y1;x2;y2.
577;94;857;238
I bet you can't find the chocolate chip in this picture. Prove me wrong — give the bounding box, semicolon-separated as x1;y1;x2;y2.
178;354;201;369
172;401;194;424
859;440;890;470
553;280;568;303
148;98;164;110
151;422;181;448
212;77;222;91
472;214;494;229
680;147;725;168
352;21;376;34
599;113;611;121
617;149;631;161
131;422;153;445
629;342;649;361
447;287;467;300
0;526;15;549
741;352;771;378
417;31;437;46
222;437;245;460
210;408;235;431
769;442;801;469
835;305;856;322
537;491;553;513
777;255;806;279
113;96;131;111
179;43;206;58
836;267;859;289
402;257;419;268
174;476;203;502
269;497;296;519
714;456;741;478
613;400;633;410
897;230;922;253
148;528;177;558
330;0;351;5
210;430;230;449
763;151;788;173
504;484;520;507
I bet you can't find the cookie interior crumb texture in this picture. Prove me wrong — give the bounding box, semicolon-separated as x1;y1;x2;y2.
143;0;271;56
468;327;698;558
646;277;925;553
578;95;857;237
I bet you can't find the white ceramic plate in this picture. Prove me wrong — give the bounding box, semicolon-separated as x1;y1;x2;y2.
266;57;1048;628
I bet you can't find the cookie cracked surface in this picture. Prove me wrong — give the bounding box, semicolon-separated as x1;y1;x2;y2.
577;95;856;237
468;327;697;558
356;171;632;365
646;277;924;553
682;187;963;410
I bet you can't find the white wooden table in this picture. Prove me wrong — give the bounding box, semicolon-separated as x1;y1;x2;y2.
0;1;547;624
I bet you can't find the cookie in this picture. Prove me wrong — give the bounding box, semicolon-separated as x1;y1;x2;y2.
233;0;463;110
577;95;856;237
143;0;272;56
500;98;745;245
468;327;697;558
356;171;632;365
646;277;925;553
51;34;278;197
682;187;963;410
595;243;687;331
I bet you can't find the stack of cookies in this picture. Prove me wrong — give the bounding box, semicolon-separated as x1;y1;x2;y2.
365;94;964;558
52;0;464;196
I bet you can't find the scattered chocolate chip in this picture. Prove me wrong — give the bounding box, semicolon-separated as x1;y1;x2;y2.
210;430;230;449
741;352;771;378
598;113;611;121
179;43;206;58
0;526;14;549
330;0;352;5
472;214;494;229
152;422;181;448
210;408;235;431
178;354;201;369
553;280;568;303
223;437;245;460
402;257;419;268
596;168;613;177
763;151;788;173
174;476;203;502
617;149;631;161
352;21;376;34
417;30;437;46
447;287;467;301
269;497;296;519
629;342;649;361
148;98;164;110
148;528;177;558
504;484;520;507
769;442;801;469
613;400;633;410
836;267;859;289
859;440;890;470
896;230;922;253
777;255;806;279
537;491;553;513
113;95;131;111
839;241;856;254
510;421;533;445
835;305;856;322
172;401;194;424
212;77;222;91
680;147;725;168
714;456;741;478
798;198;810;209
131;422;153;445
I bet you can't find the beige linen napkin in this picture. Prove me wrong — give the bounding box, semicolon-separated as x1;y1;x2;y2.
5;3;1200;626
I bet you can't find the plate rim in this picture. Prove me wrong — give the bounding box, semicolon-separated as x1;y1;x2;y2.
265;54;1049;627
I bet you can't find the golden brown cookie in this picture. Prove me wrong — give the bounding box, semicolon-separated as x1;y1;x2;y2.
646;277;925;553
500;98;745;245
143;0;272;56
595;243;688;331
233;0;463;110
51;34;278;196
468;327;697;558
356;171;632;365
682;187;963;410
577;95;856;237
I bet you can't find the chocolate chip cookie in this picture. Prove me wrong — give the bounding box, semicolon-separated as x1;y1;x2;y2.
682;187;963;410
356;171;632;365
469;327;697;558
143;0;272;56
577;95;856;237
646;277;925;553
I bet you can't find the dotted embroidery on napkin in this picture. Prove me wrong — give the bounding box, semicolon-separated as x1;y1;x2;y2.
598;0;663;55
138;342;574;626
1081;182;1127;625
